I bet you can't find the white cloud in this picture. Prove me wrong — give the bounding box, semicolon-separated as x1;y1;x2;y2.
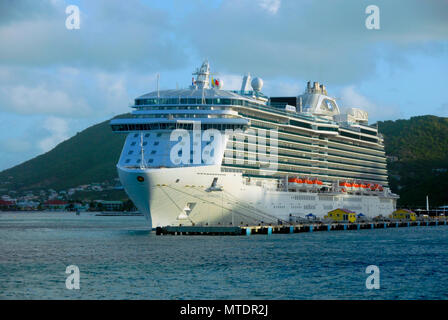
38;116;70;152
0;84;91;117
94;72;130;115
258;0;281;14
339;85;402;122
217;73;245;90
181;0;448;84
0;0;188;72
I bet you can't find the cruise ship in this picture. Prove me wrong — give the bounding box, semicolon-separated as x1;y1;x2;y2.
110;61;399;228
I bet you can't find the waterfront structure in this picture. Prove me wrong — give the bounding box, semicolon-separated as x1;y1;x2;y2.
43;200;68;211
95;200;123;211
0;199;15;210
325;208;357;223
111;61;398;228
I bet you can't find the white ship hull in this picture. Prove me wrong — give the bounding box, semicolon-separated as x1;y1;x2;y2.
118;165;396;229
111;61;399;228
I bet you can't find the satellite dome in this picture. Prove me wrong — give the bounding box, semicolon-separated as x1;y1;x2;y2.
216;78;223;89
251;77;263;92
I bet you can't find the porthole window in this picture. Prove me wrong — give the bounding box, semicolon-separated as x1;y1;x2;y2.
157;133;162;137
145;133;150;138
134;133;139;138
148;159;154;163
125;159;130;163
137;176;145;182
151;150;156;154
131;142;136;146
136;159;141;163
128;150;134;155
154;141;159;146
143;141;147;146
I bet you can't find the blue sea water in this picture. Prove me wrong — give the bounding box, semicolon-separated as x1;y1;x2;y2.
0;211;447;300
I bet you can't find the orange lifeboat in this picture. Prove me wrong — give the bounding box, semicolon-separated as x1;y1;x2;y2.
378;185;384;191
317;180;323;186
345;182;353;191
288;177;300;187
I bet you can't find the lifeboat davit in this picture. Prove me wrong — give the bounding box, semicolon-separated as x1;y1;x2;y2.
304;178;313;188
360;183;368;193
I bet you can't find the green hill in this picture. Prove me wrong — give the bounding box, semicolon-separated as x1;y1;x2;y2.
0;114;447;207
0;117;125;192
378;115;448;207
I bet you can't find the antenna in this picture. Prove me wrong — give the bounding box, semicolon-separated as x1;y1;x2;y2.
156;73;160;99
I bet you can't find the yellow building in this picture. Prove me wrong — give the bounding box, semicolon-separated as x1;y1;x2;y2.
325;208;357;223
390;209;416;221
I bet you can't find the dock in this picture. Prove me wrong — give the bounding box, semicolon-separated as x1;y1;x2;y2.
95;211;143;216
155;219;448;236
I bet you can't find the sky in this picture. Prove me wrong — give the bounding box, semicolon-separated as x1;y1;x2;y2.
0;0;447;171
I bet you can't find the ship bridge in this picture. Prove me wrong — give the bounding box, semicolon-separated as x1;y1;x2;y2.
110;61;269;134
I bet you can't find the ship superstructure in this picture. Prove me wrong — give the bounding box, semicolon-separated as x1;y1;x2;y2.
111;61;398;228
